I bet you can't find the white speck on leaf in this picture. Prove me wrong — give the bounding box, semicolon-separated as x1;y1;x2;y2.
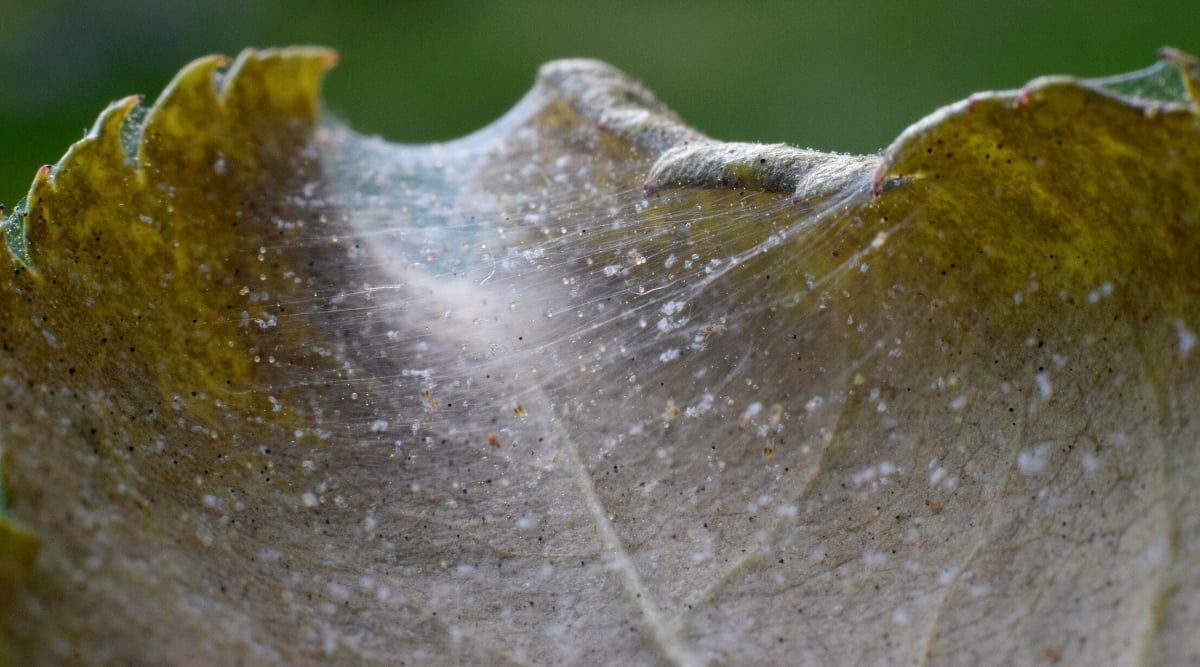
1017;443;1052;475
1176;318;1196;358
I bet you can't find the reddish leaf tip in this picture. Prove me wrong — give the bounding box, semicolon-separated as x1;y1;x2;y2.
1158;46;1198;67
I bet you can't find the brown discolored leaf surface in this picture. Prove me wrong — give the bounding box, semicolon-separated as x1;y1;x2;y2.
1;46;1199;665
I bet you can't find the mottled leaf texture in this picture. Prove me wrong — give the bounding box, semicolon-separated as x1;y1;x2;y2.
1;46;1200;666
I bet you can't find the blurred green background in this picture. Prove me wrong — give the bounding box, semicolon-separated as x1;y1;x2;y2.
0;1;1196;205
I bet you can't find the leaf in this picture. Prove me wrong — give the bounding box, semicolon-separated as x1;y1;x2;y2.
2;46;1199;665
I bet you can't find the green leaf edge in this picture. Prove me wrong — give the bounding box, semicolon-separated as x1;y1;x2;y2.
0;45;337;666
0;46;338;272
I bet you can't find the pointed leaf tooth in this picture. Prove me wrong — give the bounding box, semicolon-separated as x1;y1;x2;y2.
10;166;51;267
28;92;160;272
46;95;145;197
0;94;147;274
138;54;229;173
0;210;26;272
1159;46;1200;112
219;47;338;137
86;94;145;150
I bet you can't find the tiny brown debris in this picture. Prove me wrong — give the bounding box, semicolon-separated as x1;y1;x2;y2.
421;390;439;411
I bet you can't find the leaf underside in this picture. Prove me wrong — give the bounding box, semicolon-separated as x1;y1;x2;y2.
1;47;1199;666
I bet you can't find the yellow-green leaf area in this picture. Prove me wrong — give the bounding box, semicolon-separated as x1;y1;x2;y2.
0;47;341;665
880;77;1200;303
